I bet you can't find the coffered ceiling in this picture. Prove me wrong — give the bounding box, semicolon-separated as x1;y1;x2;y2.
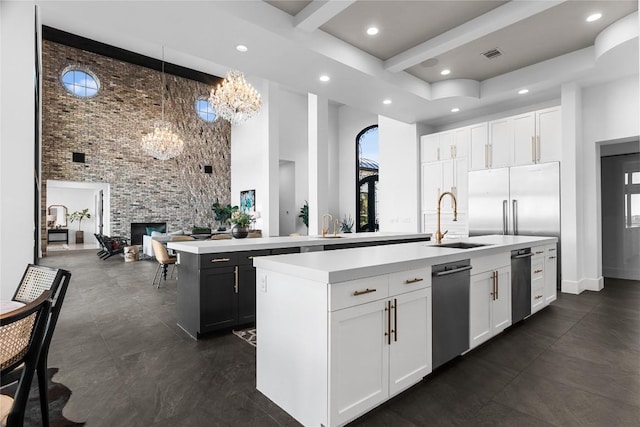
37;1;639;127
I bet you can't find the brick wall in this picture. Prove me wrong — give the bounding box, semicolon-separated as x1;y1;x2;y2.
41;40;231;250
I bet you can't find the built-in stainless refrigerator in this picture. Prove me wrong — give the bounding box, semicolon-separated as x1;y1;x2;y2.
468;162;561;281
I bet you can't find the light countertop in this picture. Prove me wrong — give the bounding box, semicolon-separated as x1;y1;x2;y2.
167;232;431;254
253;235;557;283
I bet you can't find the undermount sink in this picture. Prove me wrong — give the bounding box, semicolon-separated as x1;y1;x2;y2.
437;242;491;249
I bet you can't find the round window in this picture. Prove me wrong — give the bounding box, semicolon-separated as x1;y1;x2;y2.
61;67;100;98
195;98;217;122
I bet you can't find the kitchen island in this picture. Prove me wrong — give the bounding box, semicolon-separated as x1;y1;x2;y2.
168;232;431;338
254;234;557;427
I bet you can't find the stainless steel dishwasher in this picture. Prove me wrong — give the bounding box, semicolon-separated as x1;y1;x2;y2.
511;248;533;323
432;259;472;369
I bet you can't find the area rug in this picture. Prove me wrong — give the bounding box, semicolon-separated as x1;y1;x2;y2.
232;327;257;347
2;367;85;427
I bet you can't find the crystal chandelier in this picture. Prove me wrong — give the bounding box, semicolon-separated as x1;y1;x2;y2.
141;47;184;160
209;70;263;125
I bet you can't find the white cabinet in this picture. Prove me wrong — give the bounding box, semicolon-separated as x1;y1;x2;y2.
469;253;511;349
421;158;467;213
544;245;557;305
420;129;468;163
420;134;440;163
330;286;431;426
512;107;561;166
469;123;489;171
531;250;546;314
486;118;514;169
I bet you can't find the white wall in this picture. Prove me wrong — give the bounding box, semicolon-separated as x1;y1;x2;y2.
580;74;640;291
338;105;377;224
1;2;36;299
47;187;96;244
378;115;420;232
278;89;309;235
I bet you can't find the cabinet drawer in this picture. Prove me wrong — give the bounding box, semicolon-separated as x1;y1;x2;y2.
329;276;389;311
389;267;431;295
237;250;271;266
201;252;237;268
471;252;510;275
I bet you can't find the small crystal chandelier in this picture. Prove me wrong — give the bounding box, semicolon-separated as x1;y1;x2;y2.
141;47;184;160
209;70;263;125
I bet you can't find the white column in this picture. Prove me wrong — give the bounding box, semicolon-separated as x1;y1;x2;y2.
266;82;280;237
560;82;584;294
1;2;36;298
308;93;329;236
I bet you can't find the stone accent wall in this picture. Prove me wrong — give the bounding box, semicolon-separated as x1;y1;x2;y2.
41;40;231;250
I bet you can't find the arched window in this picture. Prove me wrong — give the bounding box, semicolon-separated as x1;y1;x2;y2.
356;125;379;232
195;97;217;122
60;66;99;98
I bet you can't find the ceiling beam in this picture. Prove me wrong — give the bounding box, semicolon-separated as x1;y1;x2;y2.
294;0;356;32
384;0;568;73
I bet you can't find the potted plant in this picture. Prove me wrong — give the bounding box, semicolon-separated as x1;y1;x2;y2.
67;208;91;244
230;211;252;239
212;201;238;231
340;214;354;233
298;201;309;229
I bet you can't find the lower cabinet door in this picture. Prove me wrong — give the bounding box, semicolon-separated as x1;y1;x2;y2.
388;288;431;396
330;300;388;427
200;267;238;332
545;250;558;305
469;271;493;349
492;267;512;334
237;264;256;324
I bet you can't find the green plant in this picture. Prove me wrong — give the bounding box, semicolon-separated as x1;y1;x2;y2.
340;214;354;233
212;201;238;225
230;211;252;228
299;201;309;228
67;208;91;231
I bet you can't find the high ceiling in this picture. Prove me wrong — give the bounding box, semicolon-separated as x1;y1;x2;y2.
37;1;639;127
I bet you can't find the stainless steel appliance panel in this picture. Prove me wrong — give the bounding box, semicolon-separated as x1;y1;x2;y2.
511;248;533;323
509;163;560;236
468;168;510;236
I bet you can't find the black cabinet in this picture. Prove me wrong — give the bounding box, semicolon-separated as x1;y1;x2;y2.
200;266;238;332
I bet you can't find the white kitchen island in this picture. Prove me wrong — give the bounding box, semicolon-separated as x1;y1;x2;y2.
254;235;557;427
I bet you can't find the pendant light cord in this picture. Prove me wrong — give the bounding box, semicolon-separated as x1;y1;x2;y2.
161;46;165;121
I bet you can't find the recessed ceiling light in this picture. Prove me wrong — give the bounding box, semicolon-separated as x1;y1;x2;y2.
451;107;460;113
383;99;392;105
319;75;330;82
518;89;529;95
236;45;248;52
366;27;379;36
441;69;451;76
586;13;602;22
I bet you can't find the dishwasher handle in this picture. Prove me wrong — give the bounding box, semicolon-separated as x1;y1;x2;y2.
513;252;534;259
433;265;472;277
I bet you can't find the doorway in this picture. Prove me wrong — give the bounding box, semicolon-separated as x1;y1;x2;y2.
600;141;640;280
279;161;296;236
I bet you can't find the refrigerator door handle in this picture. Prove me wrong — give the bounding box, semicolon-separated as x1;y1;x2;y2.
512;199;518;235
502;200;509;235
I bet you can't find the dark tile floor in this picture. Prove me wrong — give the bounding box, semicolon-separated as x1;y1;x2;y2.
38;251;639;426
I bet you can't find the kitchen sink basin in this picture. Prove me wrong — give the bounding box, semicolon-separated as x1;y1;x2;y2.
437;242;491;249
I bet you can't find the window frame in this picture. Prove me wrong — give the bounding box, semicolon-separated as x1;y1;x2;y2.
60;65;100;98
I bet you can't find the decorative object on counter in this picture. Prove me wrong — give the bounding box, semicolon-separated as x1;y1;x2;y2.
212;201;238;231
240;189;255;214
230;211;252;239
66;208;91;244
209;70;263;125
299;201;309;229
191;226;211;234
340;214;354;233
140;46;184;160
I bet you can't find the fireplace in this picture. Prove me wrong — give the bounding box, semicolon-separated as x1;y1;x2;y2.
130;222;166;246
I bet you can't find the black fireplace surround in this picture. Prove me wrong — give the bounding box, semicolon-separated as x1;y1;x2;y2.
130;222;166;246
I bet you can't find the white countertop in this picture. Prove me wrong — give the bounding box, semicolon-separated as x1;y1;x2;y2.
253;235;557;283
167;232;431;254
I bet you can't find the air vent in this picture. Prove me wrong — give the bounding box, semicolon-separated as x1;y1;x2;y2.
482;48;502;59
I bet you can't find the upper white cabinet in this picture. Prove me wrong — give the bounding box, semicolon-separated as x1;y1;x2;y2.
421;158;467;213
513;107;561;166
420;128;468;163
486;118;513;170
420;134;440;163
469;123;489;171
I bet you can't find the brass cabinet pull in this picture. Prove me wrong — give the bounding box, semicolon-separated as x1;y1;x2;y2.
385;300;391;345
495;270;499;300
531;136;536;162
393;298;397;342
535;250;544;254
534;269;543;274
484;144;488;168
490;271;496;300
211;257;230;263
536;136;541;162
234;266;238;293
548;248;556;252
247;256;254;260
353;288;376;296
548;256;556;259
535;294;543;300
404;278;424;284
437;147;440;161
489;144;493;167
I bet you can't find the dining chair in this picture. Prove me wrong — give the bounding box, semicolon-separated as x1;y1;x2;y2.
152;239;177;288
2;265;71;427
210;234;231;240
0;292;52;427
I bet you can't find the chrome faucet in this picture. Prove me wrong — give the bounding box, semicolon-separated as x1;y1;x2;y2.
322;213;333;237
436;191;458;244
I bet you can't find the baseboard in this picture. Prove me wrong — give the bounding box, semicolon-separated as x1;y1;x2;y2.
562;276;604;294
603;268;640;281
